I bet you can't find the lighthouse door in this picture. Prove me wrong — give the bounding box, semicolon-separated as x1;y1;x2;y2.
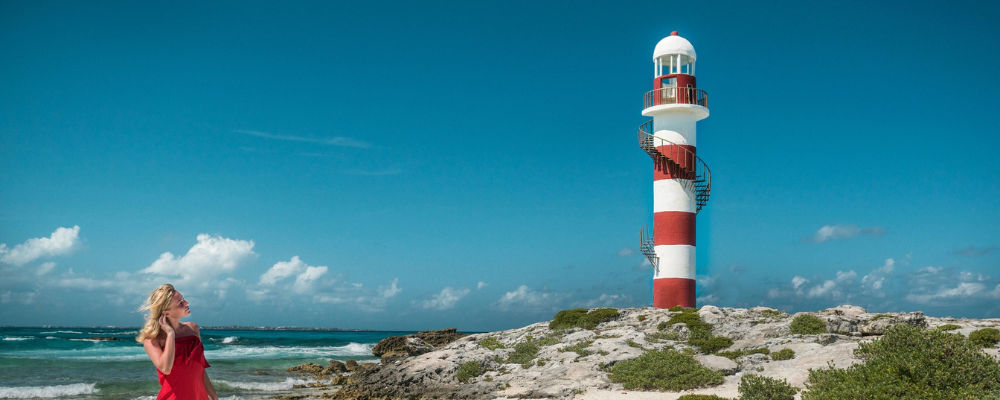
660;77;677;104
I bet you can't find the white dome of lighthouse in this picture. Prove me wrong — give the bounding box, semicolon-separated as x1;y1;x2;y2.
653;31;696;63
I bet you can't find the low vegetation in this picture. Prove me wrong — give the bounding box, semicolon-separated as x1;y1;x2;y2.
789;314;827;335
717;347;770;360
455;361;483;383
637;315;647;322
870;313;893;322
739;374;797;400
689;336;734;354
665;308;733;353
969;328;1000;348
758;309;784;318
502;339;539;368
936;324;961;331
477;336;504;350
802;324;1000;399
609;348;724;390
549;308;620;330
558;340;594;357
646;331;680;342
770;348;795;361
677;395;730;400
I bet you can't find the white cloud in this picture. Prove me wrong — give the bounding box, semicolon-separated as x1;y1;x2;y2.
496;285;562;312
578;293;628;308
0;226;80;266
293;266;328;294
617;247;634;257
696;294;719;304
419;287;470;310
380;278;401;298
260;256;305;285
836;270;857;282
477;281;488;290
906;282;986;304
810;224;884;243
142;234;256;282
862;258;895;292
234;129;370;149
792;276;809;290
37;262;56;276
807;280;838;298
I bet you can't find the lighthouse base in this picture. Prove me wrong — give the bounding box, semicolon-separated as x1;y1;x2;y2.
653;278;695;308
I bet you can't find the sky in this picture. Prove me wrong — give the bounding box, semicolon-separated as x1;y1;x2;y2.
1;1;998;331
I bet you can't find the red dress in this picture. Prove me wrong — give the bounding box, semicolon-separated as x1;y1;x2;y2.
156;335;211;400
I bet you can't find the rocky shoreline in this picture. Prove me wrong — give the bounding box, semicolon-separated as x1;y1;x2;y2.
276;305;1000;399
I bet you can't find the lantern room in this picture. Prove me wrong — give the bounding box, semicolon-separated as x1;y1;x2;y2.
648;31;706;108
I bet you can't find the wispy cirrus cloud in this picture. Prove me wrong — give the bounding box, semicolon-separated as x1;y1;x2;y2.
234;129;370;149
809;224;885;243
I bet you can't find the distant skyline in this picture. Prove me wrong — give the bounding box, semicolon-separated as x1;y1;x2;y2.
2;1;998;331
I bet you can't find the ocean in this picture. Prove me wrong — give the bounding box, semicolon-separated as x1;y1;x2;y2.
0;326;411;399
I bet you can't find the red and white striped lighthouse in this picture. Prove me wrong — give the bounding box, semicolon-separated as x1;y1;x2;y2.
638;32;712;309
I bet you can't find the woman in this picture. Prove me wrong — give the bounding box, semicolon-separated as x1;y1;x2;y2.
137;284;218;400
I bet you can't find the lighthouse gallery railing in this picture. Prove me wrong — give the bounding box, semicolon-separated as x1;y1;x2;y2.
643;87;709;109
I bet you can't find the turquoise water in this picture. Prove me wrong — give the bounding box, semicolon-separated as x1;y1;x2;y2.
0;327;410;399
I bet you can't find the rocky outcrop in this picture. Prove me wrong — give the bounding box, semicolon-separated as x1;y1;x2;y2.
371;328;466;361
289;306;1000;400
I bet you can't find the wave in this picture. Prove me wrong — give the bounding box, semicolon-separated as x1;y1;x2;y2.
0;383;98;399
4;342;374;361
205;342;374;359
216;377;316;391
222;336;238;344
39;330;83;334
1;336;34;341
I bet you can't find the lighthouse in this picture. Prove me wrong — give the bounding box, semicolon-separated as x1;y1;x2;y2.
638;32;712;309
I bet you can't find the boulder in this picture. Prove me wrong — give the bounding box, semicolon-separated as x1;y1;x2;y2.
287;362;324;374
372;329;464;360
860;312;927;336
344;359;359;371
325;360;348;375
694;354;740;375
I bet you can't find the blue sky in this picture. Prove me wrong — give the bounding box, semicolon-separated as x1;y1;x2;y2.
1;1;998;331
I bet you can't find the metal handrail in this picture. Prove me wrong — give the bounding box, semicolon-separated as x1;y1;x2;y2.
637;121;712;212
643;87;709;109
639;225;659;274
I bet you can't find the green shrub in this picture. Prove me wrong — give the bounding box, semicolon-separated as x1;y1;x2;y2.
657;321;669;331
668;305;686;311
802;324;1000;399
455;361;483;383
739;374;797;400
677;395;731;400
969;328;1000;348
559;340;594;357
759;309;783;318
536;334;560;346
478;336;505;350
549;308;588;330
503;339;539;368
646;331;680;342
870;313;893;321
668;309;714;339
689;336;733;354
549;308;619;330
936;324;961;331
789;314;827;335
609;349;724;390
637;315;647;322
770;348;795;361
717;347;770;360
626;339;643;348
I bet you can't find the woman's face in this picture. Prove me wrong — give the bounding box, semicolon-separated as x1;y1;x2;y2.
164;291;190;320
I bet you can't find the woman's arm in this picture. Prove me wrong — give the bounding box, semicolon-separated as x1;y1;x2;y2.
203;370;218;400
142;315;176;374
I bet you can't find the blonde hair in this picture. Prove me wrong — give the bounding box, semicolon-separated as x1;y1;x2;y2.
136;283;176;343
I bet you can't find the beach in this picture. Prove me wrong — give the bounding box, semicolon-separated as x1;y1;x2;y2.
0;327;402;399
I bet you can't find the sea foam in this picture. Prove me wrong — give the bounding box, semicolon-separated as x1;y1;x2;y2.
222;336;238;344
0;383;98;398
216;377;316;391
1;336;34;341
